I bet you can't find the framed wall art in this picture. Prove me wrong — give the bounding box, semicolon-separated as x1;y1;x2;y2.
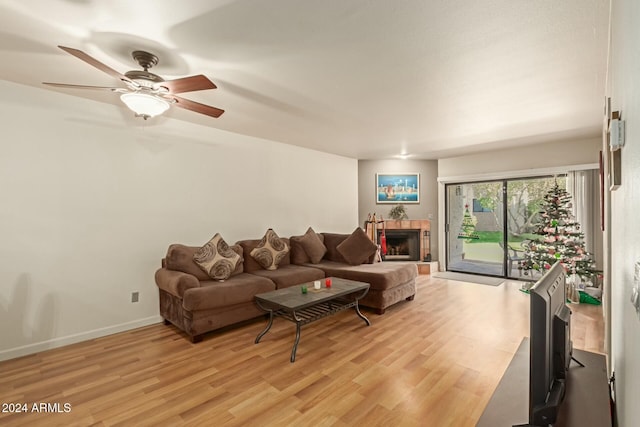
376;173;420;204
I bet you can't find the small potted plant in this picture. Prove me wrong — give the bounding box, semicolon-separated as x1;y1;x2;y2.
388;204;408;220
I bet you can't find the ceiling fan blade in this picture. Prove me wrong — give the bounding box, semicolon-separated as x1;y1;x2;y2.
43;82;123;91
160;75;217;94
58;45;131;84
171;95;224;118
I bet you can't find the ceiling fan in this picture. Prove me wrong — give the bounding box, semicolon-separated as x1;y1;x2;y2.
43;45;224;120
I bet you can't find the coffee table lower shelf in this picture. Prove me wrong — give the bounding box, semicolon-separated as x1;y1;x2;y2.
255;287;370;362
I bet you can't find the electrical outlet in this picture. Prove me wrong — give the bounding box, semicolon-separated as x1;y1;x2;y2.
131;292;139;303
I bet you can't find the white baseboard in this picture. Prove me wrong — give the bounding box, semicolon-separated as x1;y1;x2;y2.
0;315;163;362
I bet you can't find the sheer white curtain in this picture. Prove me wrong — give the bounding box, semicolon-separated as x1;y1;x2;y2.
566;169;601;265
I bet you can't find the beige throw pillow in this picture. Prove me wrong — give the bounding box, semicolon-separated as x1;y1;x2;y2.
336;227;378;265
250;228;290;270
193;233;242;281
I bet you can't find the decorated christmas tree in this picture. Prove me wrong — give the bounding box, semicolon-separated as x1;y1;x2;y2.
520;182;599;281
458;204;479;241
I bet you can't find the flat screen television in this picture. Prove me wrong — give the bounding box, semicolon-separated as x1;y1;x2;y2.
515;261;572;427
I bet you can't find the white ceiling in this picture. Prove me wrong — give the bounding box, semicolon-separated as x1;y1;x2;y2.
0;0;610;159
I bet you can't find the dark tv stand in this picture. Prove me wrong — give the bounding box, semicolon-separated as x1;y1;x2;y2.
477;338;611;427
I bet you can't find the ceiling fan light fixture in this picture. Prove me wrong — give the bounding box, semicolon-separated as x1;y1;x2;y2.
120;92;170;118
47;46;223;119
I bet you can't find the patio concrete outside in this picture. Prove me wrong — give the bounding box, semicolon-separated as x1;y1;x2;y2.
449;241;541;280
463;242;503;262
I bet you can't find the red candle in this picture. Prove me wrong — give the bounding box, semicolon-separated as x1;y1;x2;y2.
325;277;332;287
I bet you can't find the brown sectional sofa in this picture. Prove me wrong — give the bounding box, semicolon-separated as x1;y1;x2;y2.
155;230;418;342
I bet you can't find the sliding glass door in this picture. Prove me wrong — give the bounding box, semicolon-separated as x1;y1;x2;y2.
446;176;566;279
446;181;505;276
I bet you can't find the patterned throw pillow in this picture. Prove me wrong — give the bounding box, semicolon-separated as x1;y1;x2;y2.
336;227;378;266
193;233;242;281
250;228;290;270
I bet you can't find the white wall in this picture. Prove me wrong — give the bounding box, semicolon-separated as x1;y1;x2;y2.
438;137;601;178
608;1;640;425
0;81;358;361
358;159;439;260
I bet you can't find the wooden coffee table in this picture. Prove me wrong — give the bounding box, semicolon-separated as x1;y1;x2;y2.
254;277;370;362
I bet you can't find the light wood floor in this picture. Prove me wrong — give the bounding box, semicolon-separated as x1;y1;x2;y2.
0;276;605;427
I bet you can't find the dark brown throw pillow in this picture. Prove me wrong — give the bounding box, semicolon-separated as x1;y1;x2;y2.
193;233;242;281
250;228;290;270
166;244;210;280
336;227;378;266
297;227;327;264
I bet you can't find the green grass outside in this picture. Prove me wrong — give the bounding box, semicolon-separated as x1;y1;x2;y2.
466;231;538;244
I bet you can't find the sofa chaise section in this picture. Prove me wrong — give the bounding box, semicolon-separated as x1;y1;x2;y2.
290;231;418;314
303;260;417;314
